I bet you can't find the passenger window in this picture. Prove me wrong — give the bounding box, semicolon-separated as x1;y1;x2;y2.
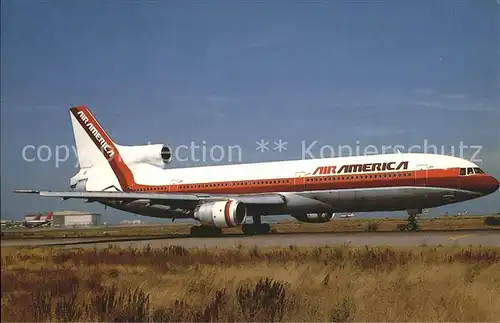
467;168;474;175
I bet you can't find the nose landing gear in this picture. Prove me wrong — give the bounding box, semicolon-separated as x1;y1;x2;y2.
399;210;422;231
406;218;419;231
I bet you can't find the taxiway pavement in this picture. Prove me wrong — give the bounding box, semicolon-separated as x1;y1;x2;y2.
1;230;499;249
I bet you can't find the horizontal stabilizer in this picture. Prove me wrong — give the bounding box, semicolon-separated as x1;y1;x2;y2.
13;189;41;194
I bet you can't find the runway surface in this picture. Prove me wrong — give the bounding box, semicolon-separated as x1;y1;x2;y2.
2;230;499;249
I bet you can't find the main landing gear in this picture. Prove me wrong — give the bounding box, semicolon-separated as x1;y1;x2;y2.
189;215;272;237
401;209;421;232
190;225;222;237
242;215;271;235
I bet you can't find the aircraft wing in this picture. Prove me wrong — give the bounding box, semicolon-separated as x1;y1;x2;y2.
13;189;286;206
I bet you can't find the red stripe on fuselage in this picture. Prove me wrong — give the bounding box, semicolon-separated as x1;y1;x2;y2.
224;200;233;227
128;168;492;195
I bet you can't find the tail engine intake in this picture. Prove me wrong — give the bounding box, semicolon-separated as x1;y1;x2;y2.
160;145;172;164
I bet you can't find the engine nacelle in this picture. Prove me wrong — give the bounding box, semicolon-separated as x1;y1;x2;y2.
118;144;173;168
292;212;335;223
194;199;247;228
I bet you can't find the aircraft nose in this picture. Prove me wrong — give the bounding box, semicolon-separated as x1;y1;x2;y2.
481;175;500;195
489;176;500;194
462;175;499;195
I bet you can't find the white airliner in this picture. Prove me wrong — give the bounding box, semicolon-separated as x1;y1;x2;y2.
338;213;355;218
23;212;53;228
15;106;499;236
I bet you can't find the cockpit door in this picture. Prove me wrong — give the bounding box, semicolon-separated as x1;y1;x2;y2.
169;179;182;192
415;164;429;186
294;172;307;191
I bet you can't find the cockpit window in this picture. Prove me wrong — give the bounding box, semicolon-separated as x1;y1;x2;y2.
460;167;485;176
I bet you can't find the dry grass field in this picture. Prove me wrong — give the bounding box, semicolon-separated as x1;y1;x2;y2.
2;244;500;322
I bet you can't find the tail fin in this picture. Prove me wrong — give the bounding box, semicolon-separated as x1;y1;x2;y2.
46;212;53;221
69;106;135;191
70;106;118;168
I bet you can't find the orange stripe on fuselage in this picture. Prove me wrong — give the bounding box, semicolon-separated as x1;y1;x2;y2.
70;106;136;191
128;167;483;194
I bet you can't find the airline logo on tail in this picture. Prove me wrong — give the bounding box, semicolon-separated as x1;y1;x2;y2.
75;110;115;158
70;106;136;191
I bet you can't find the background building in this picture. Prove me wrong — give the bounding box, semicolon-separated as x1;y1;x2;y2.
24;210;101;227
53;210;101;227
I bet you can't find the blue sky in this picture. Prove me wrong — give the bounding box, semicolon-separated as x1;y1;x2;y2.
1;1;499;222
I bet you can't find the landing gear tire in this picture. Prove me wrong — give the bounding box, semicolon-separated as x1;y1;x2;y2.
260;223;271;234
406;221;419;232
190;225;222;237
405;210;421;232
242;223;271;235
